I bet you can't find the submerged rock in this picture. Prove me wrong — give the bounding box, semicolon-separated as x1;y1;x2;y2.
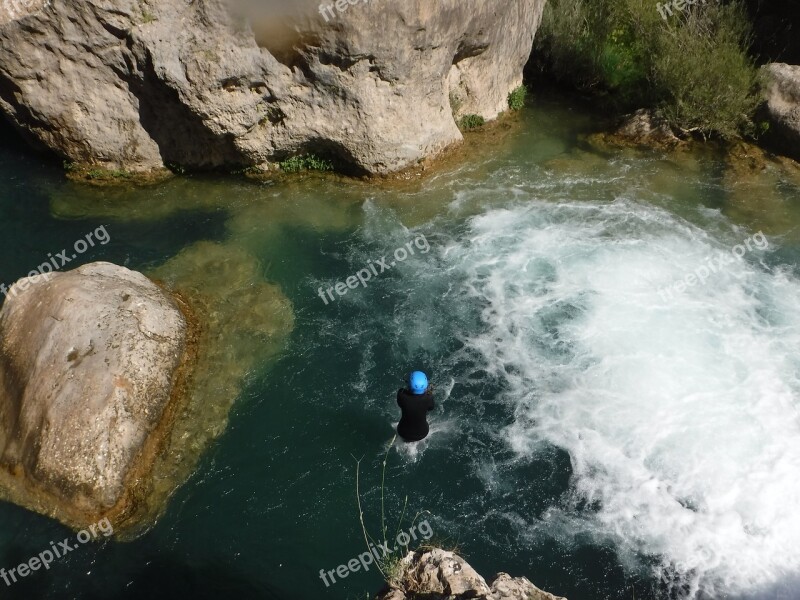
0;263;189;531
143;241;294;520
721;140;800;238
376;549;566;600
0;0;545;176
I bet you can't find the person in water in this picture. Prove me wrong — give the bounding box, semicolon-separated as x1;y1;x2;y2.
397;371;434;442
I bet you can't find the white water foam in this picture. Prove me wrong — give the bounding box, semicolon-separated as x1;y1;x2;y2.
444;198;800;598
393;420;455;463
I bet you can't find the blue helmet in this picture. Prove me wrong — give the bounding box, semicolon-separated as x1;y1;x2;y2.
409;371;429;395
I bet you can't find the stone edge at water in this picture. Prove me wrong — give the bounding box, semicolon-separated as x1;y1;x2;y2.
376;548;566;600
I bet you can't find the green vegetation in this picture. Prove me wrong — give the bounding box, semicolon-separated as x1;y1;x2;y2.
62;162;172;185
458;114;485;131
278;154;334;173
87;169;132;180
355;435;430;588
508;85;528;111
64;162;130;181
534;0;763;139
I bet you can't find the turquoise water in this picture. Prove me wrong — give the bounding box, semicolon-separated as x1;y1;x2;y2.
2;97;800;600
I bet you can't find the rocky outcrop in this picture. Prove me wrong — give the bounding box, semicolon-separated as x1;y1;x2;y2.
762;63;800;162
586;108;686;153
376;549;566;600
0;0;544;175
0;262;189;531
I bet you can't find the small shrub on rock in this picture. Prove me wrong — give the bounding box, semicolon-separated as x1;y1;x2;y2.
459;114;485;131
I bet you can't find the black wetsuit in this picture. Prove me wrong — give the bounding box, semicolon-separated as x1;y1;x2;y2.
396;388;434;442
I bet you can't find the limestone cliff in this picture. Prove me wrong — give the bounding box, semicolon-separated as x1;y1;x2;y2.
0;0;545;175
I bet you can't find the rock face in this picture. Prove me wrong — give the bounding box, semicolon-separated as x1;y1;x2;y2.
0;0;545;175
0;262;188;529
376;549;566;600
762;63;800;162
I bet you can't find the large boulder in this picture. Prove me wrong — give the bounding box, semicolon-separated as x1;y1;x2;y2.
0;0;545;175
0;262;188;530
762;63;800;161
376;549;566;600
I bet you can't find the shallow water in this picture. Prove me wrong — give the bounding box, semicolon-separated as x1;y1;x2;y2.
1;96;800;600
